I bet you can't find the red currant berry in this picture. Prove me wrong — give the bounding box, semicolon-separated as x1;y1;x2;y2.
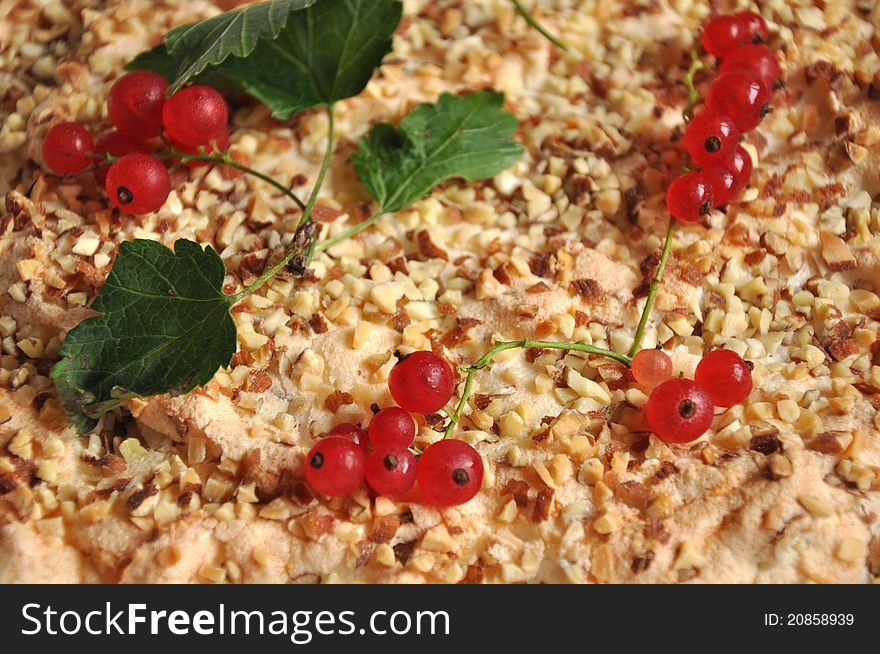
42;122;94;174
162;85;228;147
694;349;753;408
327;422;369;453
706;71;771;132
107;71;169;139
368;407;416;447
104;153;171;214
172;130;229;168
683;111;739;167
735;11;769;44
701;165;737;206
92;131;151;184
304;436;365;497
388;351;455;414
365;444;416;498
666;171;714;222
701;15;747;58
646;379;714;444
417;439;483;507
631;349;673;387
727;145;754;195
719;45;781;90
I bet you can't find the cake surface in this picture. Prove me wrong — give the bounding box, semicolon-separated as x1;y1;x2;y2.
1;0;879;584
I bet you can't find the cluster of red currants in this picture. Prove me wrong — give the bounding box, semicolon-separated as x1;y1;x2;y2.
304;351;485;507
631;348;752;443
666;11;781;222
41;71;229;215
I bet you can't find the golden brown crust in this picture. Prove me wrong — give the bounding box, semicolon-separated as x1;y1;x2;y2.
1;0;879;584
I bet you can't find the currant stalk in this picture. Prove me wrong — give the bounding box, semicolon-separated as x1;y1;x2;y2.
312;211;384;256
442;339;630;439
511;0;569;51
627;52;704;357
65;147;308;210
230;105;336;302
178;150;307;211
627;217;676;357
441;51;707;438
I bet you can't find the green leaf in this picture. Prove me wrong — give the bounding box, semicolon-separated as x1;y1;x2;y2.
352;91;525;213
215;0;402;119
50;239;237;432
160;0;318;93
128;0;402;120
126;44;182;82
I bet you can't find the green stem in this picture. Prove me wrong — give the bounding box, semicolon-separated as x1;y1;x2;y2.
229;105;336;303
443;339;630;439
511;0;569;51
625;52;702;357
154;149;307;210
303;107;336;261
628;218;675;357
683;52;704;123
312;211;385;254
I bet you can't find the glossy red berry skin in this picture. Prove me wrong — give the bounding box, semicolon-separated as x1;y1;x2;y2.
701;15;747;58
694;349;753;408
304;436;365;497
727;145;754;195
92;131;150;184
104;153;171;214
706;71;771;132
735;11;769;43
683;111;739;167
701;165;738;206
365;444;416;498
368;407;416;447
42;122;94;174
646;379;715;444
631;349;673;387
107;71;169;139
327;423;369;453
388;351;455;414
666;171;714;222
417;439;483;507
719;45;781;90
162;85;228;147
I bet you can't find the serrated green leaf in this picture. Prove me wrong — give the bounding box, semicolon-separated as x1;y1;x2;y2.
126;44;182;82
129;0;402;120
160;0;318;93
126;45;242;95
352;91;525;213
50;239;237;432
213;0;402;119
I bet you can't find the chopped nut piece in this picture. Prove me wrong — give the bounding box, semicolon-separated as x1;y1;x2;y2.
673;541;706;571
797;495;834;518
532;488;555;522
835;538;866;565
819;231;856;271
198;563;227;584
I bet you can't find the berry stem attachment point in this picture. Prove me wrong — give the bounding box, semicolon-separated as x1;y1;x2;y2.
628;217;676;358
511;0;569;52
443;339;631;439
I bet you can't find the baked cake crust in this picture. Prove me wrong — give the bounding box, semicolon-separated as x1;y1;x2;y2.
1;0;879;583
